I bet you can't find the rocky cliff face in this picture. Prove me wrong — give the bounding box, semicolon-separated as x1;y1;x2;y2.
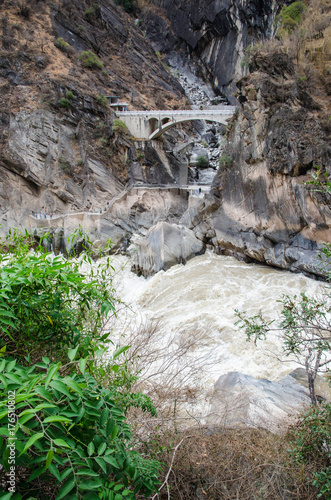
187;50;331;278
141;0;280;102
0;0;186;233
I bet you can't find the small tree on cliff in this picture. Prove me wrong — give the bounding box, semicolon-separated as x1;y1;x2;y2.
236;250;331;405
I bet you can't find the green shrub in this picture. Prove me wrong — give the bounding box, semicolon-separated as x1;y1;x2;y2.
291;403;331;497
0;231;161;498
65;90;74;100
96;94;108;107
0;241;115;363
219;154;233;169
195;155;209;168
79;50;103;69
54;37;71;53
0;352;160;498
113;119;129;134
84;4;100;21
277;1;306;33
57;97;71;109
114;0;134;13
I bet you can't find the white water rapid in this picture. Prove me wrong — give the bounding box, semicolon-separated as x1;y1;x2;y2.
110;252;324;382
102;251;329;429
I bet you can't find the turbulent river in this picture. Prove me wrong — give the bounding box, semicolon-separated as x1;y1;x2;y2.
107;251;326;424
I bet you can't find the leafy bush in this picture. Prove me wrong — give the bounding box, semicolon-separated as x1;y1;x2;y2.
79;51;103;69
96;94;108;107
195;155;209;168
0;231;161;498
219;154;233;169
113;119;129;134
277;1;306;34
291;403;331;498
114;0;134;13
65;90;74;100
57;98;71;109
0;240;115;364
0;356;160;499
54;37;71;53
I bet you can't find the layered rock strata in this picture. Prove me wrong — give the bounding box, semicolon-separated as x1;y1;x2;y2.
186;52;331;278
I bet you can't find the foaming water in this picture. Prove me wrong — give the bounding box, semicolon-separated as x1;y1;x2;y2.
109;251;325;392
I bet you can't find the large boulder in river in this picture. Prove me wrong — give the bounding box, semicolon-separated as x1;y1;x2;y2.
129;221;204;277
208;371;311;433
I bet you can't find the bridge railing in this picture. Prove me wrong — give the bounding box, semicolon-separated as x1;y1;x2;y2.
116;107;236;116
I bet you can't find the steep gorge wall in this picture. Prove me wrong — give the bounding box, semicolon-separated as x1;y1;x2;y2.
0;0;186;233
188;51;331;278
142;0;280;102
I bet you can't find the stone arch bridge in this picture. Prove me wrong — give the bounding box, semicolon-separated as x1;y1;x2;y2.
115;107;236;140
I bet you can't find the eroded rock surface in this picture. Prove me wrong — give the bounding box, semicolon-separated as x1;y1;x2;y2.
208;371;310;432
142;0;278;102
186;52;331;278
129;220;204;276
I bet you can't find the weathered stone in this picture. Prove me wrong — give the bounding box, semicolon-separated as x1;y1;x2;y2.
129;221;204;277
208;371;310;432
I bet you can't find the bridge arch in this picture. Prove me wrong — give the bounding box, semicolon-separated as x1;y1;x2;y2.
149;115;229;140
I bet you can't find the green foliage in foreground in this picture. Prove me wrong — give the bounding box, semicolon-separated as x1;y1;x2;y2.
0;236;116;364
0;357;160;499
291;403;331;498
0;230;161;499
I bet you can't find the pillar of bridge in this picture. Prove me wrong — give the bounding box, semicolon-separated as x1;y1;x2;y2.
179;161;188;187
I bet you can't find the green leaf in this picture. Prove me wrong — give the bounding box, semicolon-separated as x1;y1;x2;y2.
100;408;109;427
62;377;83;396
56;478;76;500
43;416;71;424
35;386;53;401
46;449;54;469
78;358;87;375
113;345;130;360
42;357;50;365
0;493;14;500
27;466;46;482
114;484;124;491
87;441;95;456
53;438;72;449
111;425;119;440
6;359;16;372
94;456;107;474
103;456;119;468
76;469;99;477
122;490;132;497
19;432;44;456
68;346;79;362
78;479;103;490
97;442;107;456
49;380;71;397
44;363;61;388
49;463;61;482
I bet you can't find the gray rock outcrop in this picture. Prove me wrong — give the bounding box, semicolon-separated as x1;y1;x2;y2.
208;371;311;432
129;221;204;276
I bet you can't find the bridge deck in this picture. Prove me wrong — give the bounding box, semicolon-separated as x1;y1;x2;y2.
116;107;236;117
